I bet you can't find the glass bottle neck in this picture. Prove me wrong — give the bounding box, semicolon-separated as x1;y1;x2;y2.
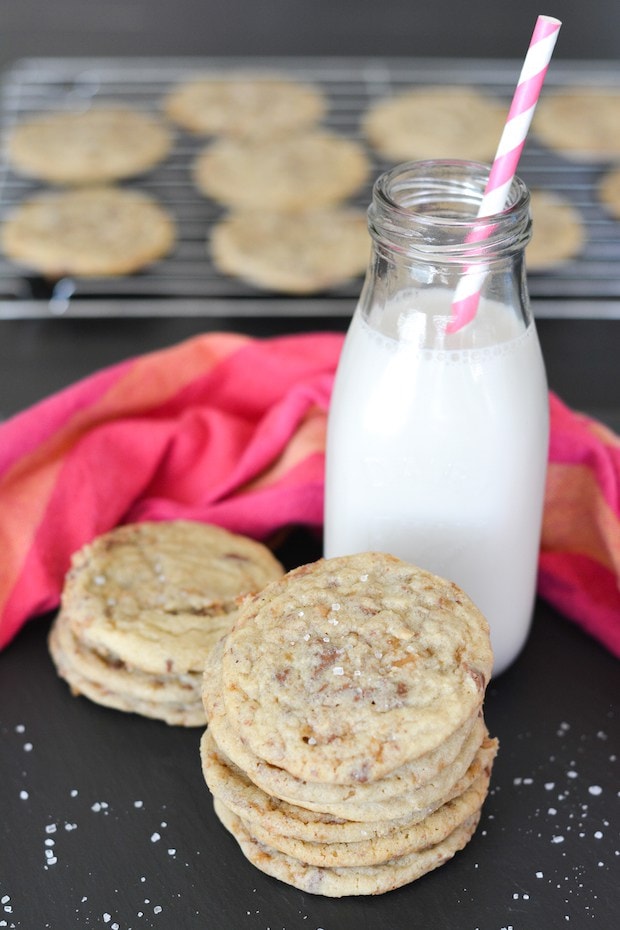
359;159;533;349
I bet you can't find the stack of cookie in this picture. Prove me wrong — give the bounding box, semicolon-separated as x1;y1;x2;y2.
49;521;283;727
200;552;498;896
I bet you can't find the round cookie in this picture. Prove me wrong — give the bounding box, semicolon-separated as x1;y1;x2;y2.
207;703;490;822
217;553;493;785
362;86;507;163
226;767;490;868
201;727;497;843
210;208;370;294
49;610;206;726
0;186;176;277
533;88;620;162
49;521;284;725
598;166;620;220
6;106;173;184
527;189;585;271
162;72;326;138
214;798;481;897
193;131;370;211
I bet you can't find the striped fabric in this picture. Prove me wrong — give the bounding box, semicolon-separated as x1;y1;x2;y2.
0;332;618;658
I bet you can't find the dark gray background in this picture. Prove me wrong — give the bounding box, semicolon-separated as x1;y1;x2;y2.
0;0;618;69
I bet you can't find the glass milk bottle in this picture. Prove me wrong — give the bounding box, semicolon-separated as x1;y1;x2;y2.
324;160;549;675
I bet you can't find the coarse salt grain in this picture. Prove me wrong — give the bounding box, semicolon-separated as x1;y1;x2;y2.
333;667;344;676
588;785;603;796
551;835;565;844
19;790;28;800
151;833;161;842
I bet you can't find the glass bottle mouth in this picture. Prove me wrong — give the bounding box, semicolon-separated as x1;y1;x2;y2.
368;159;531;262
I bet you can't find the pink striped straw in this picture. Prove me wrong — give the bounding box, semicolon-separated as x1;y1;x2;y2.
447;14;562;334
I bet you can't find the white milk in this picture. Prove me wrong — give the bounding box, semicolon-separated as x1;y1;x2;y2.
324;289;549;675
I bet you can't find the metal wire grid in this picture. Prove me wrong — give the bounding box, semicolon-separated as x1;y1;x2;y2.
1;56;620;317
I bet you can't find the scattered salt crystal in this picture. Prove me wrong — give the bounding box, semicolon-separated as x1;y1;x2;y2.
103;915;111;924
160;821;167;828
548;808;557;816
333;667;344;676
94;575;106;586
536;871;543;878
45;824;57;834
544;782;555;790
360;574;368;581
153;905;162;914
322;636;330;643
354;669;361;676
134;800;143;808
15;724;25;733
588;785;603;796
307;737;317;745
23;742;33;752
523;778;533;785
551;835;565;844
594;831;603;839
19;790;28;800
70;789;78;797
45;839;55;847
65;823;77;831
151;833;161;843
567;770;578;779
167;848;176;856
0;898;8;906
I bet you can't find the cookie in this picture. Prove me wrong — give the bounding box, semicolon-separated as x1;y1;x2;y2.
533;88;620;161
0;186;176;277
362;86;506;163
193;131;370;211
162;72;326;138
49;610;206;726
598;166;620;220
216;553;493;784
201;727;497;843
214;797;481;897
49;521;284;726
210;208;370;294
6;106;173;184
203;634;487;819
527;189;585;270
222;765;490;869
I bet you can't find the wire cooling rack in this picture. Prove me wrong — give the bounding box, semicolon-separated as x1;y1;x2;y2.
1;56;620;318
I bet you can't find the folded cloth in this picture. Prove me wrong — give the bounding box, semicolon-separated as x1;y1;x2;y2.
0;332;618;659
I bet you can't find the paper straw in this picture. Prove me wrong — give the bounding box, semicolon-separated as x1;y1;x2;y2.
447;14;562;334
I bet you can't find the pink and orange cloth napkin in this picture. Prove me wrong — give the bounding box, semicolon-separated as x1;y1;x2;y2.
0;331;618;658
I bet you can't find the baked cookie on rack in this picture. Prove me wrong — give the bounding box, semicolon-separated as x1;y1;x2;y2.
6;106;173;184
210;207;370;294
533;88;620;162
0;186;176;277
527;189;585;271
193;130;370;211
162;72;326;138
362;86;506;162
48;521;284;726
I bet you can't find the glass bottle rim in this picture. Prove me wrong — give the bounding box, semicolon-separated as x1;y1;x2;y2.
368;158;531;260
